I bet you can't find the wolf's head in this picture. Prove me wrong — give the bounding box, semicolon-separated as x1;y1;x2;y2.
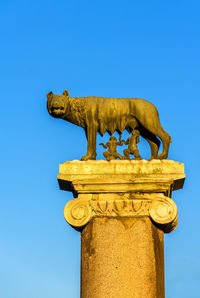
47;89;70;118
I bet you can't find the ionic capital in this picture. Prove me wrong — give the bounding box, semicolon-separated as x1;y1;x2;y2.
64;193;177;233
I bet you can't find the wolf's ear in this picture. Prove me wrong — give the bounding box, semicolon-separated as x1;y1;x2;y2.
63;89;70;97
47;91;53;99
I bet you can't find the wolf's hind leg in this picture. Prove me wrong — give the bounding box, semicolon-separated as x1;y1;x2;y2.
140;127;161;160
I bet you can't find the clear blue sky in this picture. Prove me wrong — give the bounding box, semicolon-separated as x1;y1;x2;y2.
1;0;200;297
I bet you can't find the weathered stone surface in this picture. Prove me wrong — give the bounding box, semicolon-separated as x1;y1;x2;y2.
58;159;185;297
64;193;177;233
81;217;164;298
59;160;184;233
58;160;185;191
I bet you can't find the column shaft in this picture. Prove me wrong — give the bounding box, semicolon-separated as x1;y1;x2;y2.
81;217;164;298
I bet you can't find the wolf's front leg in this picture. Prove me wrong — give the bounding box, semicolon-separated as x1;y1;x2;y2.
81;125;98;161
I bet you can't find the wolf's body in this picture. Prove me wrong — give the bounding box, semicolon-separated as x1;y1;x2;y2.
47;90;171;160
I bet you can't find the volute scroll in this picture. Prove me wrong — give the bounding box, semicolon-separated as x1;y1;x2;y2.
64;198;92;229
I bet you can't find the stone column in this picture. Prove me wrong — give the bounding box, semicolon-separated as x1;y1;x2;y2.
81;217;164;298
58;160;185;298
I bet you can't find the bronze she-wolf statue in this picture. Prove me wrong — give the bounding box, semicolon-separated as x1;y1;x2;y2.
47;89;172;160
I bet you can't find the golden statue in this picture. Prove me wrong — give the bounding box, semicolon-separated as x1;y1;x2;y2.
47;90;171;160
122;130;141;160
99;136;123;161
